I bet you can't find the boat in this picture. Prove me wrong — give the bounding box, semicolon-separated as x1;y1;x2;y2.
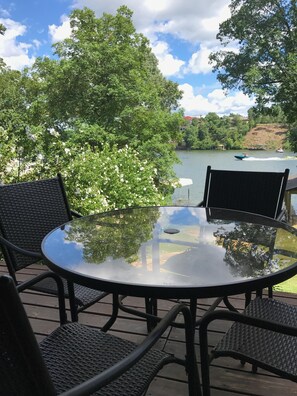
178;178;193;187
234;153;248;160
276;148;284;153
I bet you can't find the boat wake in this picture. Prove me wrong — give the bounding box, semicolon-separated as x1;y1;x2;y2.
243;156;297;161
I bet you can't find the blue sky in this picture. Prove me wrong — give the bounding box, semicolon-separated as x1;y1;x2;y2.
0;0;255;116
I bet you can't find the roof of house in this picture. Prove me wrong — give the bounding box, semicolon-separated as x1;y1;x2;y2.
184;116;195;121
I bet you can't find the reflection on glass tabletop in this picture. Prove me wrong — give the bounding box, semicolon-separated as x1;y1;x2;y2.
42;206;297;298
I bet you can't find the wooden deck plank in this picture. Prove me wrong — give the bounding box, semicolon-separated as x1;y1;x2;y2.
1;261;297;395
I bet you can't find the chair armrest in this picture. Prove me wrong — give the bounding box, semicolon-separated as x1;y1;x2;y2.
0;235;42;259
199;308;297;338
16;271;67;325
61;303;199;396
71;210;82;218
276;208;287;222
198;307;296;396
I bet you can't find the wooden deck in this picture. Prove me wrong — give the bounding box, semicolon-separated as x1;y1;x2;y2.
1;261;297;396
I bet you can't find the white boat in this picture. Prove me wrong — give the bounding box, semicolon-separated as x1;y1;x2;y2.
179;178;193;187
276;148;284;153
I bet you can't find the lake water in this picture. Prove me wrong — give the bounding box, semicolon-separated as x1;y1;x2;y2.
172;149;297;294
172;150;297;205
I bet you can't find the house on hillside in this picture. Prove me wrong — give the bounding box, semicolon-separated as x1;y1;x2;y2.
180;115;201;131
184;116;195;123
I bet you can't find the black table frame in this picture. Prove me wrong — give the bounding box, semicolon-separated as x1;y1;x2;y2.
41;206;297;331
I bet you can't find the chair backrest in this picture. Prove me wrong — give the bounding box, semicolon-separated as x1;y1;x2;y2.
0;275;55;395
0;174;72;275
202;166;289;219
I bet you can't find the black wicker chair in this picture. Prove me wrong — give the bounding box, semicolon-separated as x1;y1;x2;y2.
123;168;290;330
199;166;289;221
0;275;200;396
199;166;289;305
0;174;118;328
199;297;297;396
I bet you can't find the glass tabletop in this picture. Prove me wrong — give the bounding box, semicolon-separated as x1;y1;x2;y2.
41;206;297;298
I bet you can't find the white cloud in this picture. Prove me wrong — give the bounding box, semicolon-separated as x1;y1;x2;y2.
1;1;251;115
208;89;255;115
0;7;10;18
48;15;71;43
179;84;255;116
179;83;217;114
207;89;227;102
72;0;231;44
187;45;212;74
46;1;250;114
151;41;184;77
0;18;36;69
32;39;42;49
143;0;170;13
200;4;230;39
70;0;232;78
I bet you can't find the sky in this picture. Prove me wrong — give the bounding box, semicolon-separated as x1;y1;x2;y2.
0;0;255;117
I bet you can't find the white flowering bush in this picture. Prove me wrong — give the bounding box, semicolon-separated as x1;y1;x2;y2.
0;124;168;214
61;144;166;214
0;127;17;182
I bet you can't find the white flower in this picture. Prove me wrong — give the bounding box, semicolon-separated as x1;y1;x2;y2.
48;128;60;137
37;153;44;161
27;133;37;141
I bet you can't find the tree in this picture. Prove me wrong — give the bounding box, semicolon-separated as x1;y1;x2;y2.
0;7;183;211
183;125;199;149
178;113;249;150
0;64;34;181
32;6;183;195
209;0;297;127
62;144;166;215
0;23;6;35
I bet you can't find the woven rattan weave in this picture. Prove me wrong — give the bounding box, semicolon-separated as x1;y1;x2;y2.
199;297;297;396
213;298;297;379
0;275;200;396
0;175;115;325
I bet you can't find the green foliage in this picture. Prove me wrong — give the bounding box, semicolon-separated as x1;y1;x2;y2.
0;126;166;214
0;23;6;35
287;122;297;152
209;0;297;148
28;6;183;197
33;6;182;129
248;105;287;125
61;144;166;215
0;6;183;212
64;208;160;264
180;113;249;150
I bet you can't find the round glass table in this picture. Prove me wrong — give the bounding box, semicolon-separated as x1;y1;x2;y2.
41;206;297;299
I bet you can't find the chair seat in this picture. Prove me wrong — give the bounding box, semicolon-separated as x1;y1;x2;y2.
213;298;297;380
0;275;200;396
40;322;172;396
27;264;107;306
